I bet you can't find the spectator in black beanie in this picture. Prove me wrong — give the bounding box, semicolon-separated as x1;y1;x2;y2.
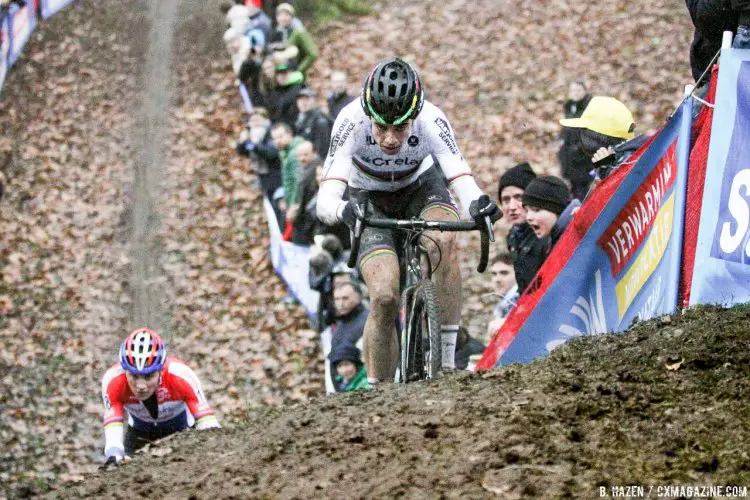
523;176;581;250
498;161;536;227
498;162;546;295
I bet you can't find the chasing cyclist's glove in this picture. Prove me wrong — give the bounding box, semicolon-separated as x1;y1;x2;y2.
469;194;502;226
341;201;364;231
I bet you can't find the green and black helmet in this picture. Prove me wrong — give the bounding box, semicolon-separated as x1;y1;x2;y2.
360;57;424;126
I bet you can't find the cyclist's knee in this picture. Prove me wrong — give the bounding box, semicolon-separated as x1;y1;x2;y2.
368;284;400;315
427;231;457;262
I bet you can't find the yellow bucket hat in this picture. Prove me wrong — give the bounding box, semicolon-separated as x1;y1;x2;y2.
559;96;635;140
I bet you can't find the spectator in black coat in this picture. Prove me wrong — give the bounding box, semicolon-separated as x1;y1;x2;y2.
236;108;284;227
686;0;750;81
327;71;355;120
558;80;593;201
295;87;333;159
498;162;547;295
523;175;580;256
287;140;323;245
267;62;303;128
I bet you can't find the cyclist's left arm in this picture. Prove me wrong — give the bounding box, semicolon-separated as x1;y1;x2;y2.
167;361;221;430
425;107;484;218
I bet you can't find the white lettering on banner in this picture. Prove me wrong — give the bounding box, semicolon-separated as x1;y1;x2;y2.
621;208;672;304
600;160;673;273
719;168;750;257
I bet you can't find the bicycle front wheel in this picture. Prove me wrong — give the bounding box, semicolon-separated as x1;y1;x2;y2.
403;279;442;382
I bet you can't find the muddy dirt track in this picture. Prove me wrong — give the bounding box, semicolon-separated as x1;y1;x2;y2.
54;306;750;498
3;0;749;497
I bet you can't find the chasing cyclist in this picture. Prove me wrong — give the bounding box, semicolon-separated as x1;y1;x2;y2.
100;328;220;465
316;57;501;385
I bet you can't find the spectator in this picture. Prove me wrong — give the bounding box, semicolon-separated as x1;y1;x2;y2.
559;96;643;188
328;344;369;392
734;1;750;47
486;252;519;338
268;62;304;128
310;249;335;331
223;25;251;75
558;80;593;201
327;71;355;120
236;108;284;226
331;280;369;351
270;122;304;212
287;140;322;245
498;162;547;295
246;3;272;48
249;57;279;106
523;175;581;255
273;3;318;76
310;243;359;332
686;1;749;82
295;87;333;159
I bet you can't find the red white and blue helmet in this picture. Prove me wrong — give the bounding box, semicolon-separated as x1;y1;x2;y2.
119;327;167;375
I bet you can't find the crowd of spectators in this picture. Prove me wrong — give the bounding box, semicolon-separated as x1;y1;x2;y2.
223;0;368;391
223;1;750;382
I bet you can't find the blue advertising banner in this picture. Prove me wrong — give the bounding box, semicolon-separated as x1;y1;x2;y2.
7;2;36;67
0;13;9;95
40;0;78;19
479;99;693;368
690;49;750;306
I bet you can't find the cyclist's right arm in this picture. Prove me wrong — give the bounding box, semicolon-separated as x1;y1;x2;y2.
317;109;359;226
101;366;127;461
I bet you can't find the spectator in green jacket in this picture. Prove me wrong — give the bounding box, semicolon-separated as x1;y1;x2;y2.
274;3;318;76
270;122;304;212
329;344;369;392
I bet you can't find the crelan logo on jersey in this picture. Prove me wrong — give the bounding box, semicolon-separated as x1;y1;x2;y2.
554;270;607;352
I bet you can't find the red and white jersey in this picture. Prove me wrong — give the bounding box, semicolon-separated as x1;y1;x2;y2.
101;357;219;458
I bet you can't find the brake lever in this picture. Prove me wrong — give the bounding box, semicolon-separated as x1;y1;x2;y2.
483;215;495;243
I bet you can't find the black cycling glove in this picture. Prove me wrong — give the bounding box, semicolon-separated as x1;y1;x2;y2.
341;201;364;230
469;194;502;226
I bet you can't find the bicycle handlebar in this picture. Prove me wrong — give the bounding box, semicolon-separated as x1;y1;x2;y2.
347;215;494;273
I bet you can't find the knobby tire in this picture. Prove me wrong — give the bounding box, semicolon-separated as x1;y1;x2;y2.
402;279;442;382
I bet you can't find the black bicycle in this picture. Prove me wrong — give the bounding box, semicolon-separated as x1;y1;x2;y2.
347;209;493;382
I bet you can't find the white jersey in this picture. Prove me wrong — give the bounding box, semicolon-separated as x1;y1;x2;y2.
316;100;484;225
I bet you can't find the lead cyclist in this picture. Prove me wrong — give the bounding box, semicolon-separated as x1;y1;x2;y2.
317;57;502;385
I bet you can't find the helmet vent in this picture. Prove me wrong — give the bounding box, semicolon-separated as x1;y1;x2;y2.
388;84;396;97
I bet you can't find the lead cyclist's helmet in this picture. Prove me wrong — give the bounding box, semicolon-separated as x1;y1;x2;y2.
119;327;167;375
360;57;424;126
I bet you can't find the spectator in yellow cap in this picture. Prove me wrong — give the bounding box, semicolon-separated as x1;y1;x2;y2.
559;96;648;195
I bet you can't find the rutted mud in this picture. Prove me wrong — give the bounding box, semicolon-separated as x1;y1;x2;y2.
128;0;179;332
54;306;750;498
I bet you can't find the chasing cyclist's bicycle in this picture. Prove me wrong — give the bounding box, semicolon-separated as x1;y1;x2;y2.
347;207;493;382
